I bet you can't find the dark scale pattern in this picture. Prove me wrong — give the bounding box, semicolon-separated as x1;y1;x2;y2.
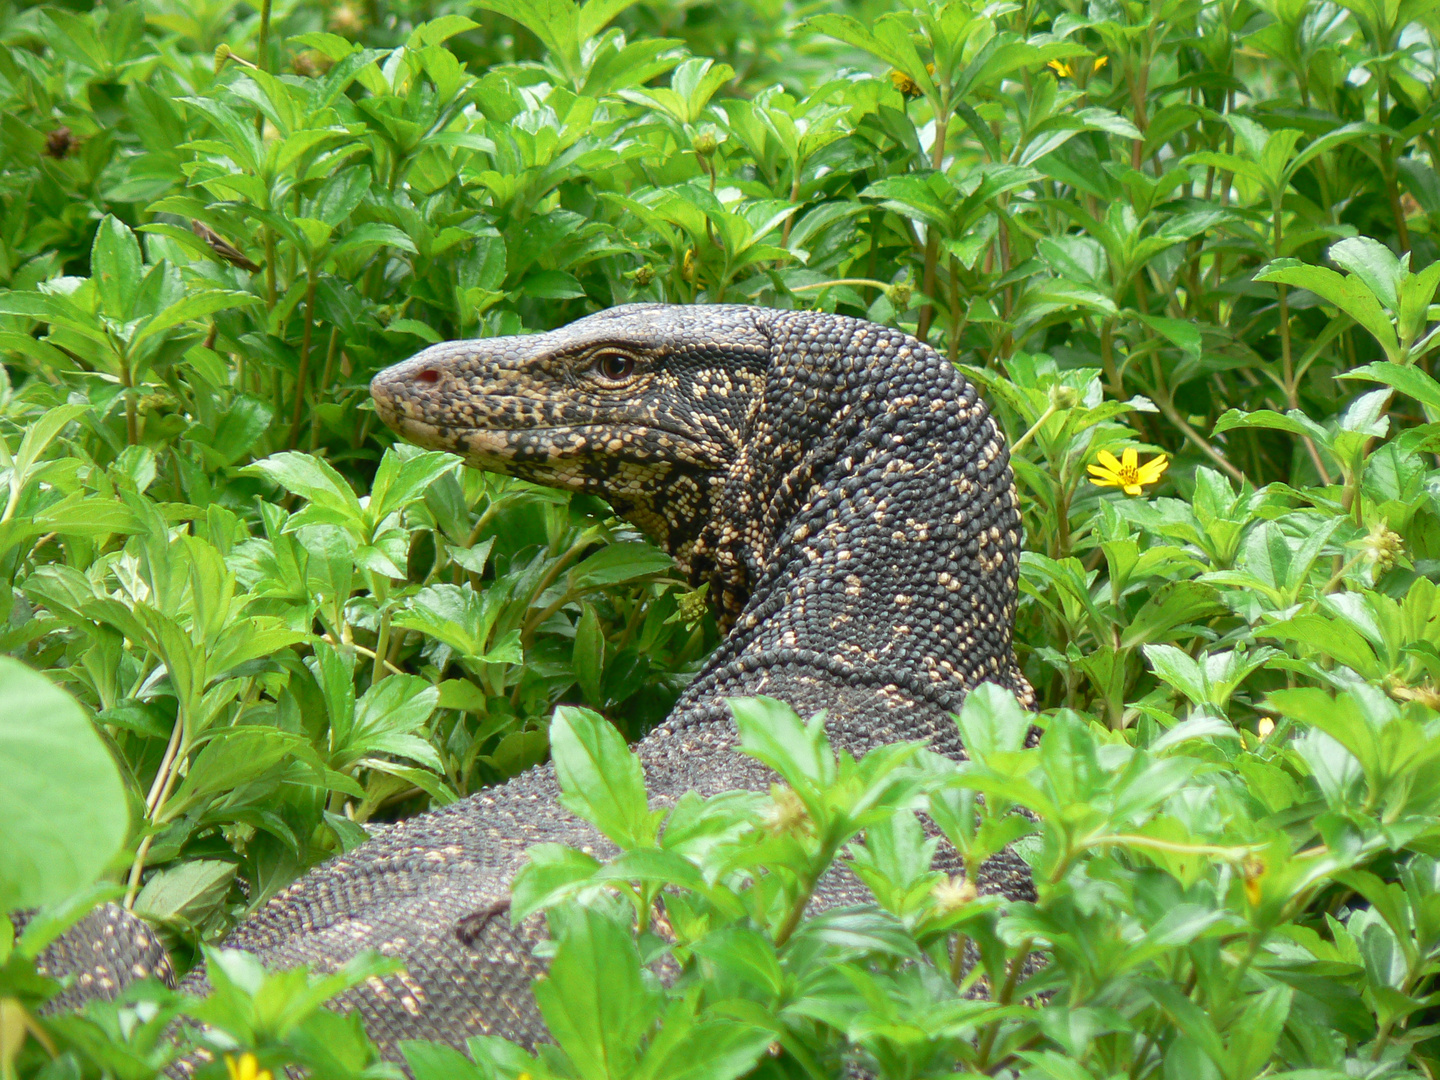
41;304;1034;1062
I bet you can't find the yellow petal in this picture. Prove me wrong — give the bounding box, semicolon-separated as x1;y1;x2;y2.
1089;475;1119;488
1121;447;1138;471
1136;457;1169;484
1096;449;1122;472
1123;484;1144;496
1093;55;1109;71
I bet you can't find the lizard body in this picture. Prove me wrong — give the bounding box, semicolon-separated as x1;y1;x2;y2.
40;304;1032;1058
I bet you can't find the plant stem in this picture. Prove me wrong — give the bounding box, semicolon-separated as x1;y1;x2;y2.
123;716;187;909
774;835;842;948
1010;402;1058;456
975;939;1032;1070
257;0;272;72
287;271;318;447
119;352;138;446
309;327;342;451
372;606;392;684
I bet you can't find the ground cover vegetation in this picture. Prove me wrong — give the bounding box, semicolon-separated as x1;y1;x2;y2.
1;0;1440;1074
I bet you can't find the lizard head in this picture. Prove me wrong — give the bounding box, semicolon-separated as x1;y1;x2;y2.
370;304;770;559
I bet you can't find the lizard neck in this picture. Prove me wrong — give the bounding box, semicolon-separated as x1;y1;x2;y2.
681;310;1033;738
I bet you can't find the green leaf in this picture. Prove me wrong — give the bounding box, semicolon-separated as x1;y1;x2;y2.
1328;237;1401;312
550;705;658;848
573;603;605;704
1255;258;1400;361
92;214;143;321
0;659;129;911
569;542;675;589
1338;360;1440;415
368;448;461;524
1139;313;1202;358
534;904;659;1080
162;727;314;821
731;695;835;792
954;682;1031;762
245;451;366;529
133;859;236;924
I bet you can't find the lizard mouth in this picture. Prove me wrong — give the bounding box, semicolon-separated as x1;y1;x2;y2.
379;412;724;475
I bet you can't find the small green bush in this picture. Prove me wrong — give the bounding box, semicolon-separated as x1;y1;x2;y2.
2;0;1440;1075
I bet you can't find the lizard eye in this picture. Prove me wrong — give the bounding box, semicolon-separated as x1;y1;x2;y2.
415;368;441;385
592;352;636;383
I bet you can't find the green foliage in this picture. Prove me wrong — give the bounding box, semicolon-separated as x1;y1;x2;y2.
0;658;127;912
2;0;1440;1074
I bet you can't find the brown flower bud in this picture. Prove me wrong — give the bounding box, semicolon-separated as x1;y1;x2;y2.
44;127;76;159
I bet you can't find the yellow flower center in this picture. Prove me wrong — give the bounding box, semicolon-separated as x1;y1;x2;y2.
1116;464;1139;485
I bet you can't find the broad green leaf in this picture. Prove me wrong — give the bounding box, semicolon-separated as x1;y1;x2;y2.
0;659;129;911
1255;259;1400;361
569;542;675;589
92;214;143;321
534;904;659;1080
550;705;657;848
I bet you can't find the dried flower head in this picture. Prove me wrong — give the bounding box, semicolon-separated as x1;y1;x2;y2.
1389;679;1440;710
44;126;76;159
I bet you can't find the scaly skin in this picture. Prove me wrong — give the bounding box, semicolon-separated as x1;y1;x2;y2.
40;304;1033;1061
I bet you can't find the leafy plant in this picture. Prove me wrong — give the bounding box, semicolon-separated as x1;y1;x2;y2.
3;0;1440;1073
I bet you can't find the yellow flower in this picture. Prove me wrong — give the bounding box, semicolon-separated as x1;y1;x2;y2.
888;69;923;97
1048;56;1108;79
225;1054;273;1080
1087;448;1169;496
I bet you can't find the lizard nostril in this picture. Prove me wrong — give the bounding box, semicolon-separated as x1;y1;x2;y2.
415;368;440;385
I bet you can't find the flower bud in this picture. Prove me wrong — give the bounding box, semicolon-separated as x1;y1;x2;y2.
675;583;708;623
691;130;718;158
632;264;655;287
1358;522;1403;576
1048;384;1080;410
931;875;977;913
886;281;913;309
763;785;810;836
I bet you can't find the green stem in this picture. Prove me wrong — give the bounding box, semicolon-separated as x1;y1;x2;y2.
773;835;843;948
257;0;272;72
123;715;187;908
1010;402;1058;456
309;326;342;452
975;939;1032;1070
372;605;393;684
120;351;138;446
287;270;318;447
